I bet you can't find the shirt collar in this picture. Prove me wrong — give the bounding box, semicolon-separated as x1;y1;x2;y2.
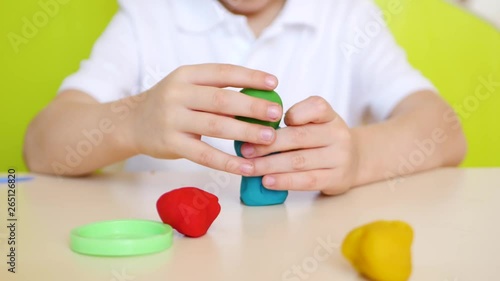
170;0;319;33
278;0;318;29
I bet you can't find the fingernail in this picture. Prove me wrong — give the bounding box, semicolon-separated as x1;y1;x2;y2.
267;105;280;120
240;163;254;175
241;144;255;157
265;75;277;88
263;176;276;187
260;128;274;141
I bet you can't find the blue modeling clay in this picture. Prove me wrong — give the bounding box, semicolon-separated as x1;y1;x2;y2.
235;141;288;206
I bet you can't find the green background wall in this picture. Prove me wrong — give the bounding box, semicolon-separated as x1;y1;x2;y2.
0;0;118;172
375;0;500;166
1;0;499;172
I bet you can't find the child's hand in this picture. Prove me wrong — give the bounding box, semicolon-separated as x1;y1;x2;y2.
129;64;282;176
239;96;359;195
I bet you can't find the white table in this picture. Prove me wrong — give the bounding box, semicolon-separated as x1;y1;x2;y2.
1;168;499;281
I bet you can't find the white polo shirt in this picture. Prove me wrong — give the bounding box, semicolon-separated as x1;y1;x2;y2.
59;0;435;172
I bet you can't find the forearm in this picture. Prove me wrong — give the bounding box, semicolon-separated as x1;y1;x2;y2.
352;91;467;186
23;91;138;176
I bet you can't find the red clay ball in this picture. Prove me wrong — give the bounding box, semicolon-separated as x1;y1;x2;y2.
156;187;221;238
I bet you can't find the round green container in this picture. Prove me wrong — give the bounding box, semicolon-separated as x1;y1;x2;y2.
70;220;173;256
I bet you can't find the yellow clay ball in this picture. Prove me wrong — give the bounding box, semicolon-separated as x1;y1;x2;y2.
342;220;414;281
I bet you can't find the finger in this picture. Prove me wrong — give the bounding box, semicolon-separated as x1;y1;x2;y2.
179;110;276;144
249;147;335;176
175;64;278;90
284;96;337;126
240;123;337;158
261;169;335;191
182;85;282;123
176;137;254;176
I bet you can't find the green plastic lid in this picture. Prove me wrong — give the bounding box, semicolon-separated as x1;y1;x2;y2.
70;219;173;256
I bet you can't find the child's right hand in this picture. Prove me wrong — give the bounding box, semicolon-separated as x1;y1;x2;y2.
128;64;282;176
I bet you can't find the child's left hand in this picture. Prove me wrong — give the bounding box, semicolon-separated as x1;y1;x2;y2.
240;96;359;195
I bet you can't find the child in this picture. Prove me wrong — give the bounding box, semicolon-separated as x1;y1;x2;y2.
23;0;467;195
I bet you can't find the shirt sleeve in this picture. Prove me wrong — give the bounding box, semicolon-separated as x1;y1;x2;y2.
58;5;139;103
346;0;436;122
